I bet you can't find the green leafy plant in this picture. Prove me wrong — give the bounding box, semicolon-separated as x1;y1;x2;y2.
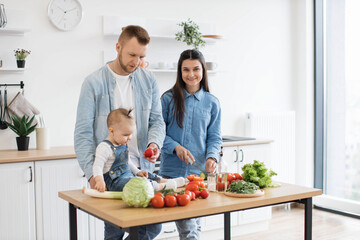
14;48;31;60
241;160;277;188
175;18;205;50
5;114;37;137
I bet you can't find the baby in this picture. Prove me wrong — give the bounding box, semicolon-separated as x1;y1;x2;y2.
93;108;184;192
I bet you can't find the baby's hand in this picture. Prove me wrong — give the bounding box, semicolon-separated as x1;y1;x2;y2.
94;176;106;192
137;171;148;178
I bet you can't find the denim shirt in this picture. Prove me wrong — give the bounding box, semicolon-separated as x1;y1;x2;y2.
159;88;222;178
74;64;165;180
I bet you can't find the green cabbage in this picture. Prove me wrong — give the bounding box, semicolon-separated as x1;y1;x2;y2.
241;160;277;188
122;177;154;207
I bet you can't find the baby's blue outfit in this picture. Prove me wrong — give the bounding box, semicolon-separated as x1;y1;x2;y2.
102;140;161;240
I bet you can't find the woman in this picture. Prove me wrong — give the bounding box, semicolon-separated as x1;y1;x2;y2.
159;49;222;239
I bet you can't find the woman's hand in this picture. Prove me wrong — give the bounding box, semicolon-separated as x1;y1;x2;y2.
175;145;195;164
137;170;149;178
205;158;217;173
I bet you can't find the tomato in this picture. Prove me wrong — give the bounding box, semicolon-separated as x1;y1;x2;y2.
217;182;225;191
144;148;154;158
233;173;241;180
200;190;209;199
227;173;235;182
194;190;201;198
155;192;163;197
173;192;178;197
192;176;204;181
164;195;177;207
151;196;165;208
185;190;196;200
186;174;198;181
176;194;191;206
185;183;199;192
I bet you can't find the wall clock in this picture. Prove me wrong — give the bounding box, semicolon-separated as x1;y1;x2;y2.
47;0;83;31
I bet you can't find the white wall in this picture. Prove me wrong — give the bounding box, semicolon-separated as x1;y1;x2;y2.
0;0;314;187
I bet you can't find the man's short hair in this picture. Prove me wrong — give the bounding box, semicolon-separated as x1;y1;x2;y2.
107;108;134;128
118;25;150;45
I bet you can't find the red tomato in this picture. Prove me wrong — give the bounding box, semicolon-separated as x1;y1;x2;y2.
198;182;206;188
144;148;154;158
185;183;199;192
227;173;235;182
151;196;165;208
185;190;196;200
176;194;191;206
186;174;198;181
154;192;163;197
200;190;209;199
164;195;177;207
192;176;204;181
194;190;201;198
233;173;241;180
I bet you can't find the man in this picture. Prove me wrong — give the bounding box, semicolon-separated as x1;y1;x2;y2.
74;25;165;239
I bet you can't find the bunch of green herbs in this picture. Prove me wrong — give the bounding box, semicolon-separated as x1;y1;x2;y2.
241;160;277;188
226;180;259;194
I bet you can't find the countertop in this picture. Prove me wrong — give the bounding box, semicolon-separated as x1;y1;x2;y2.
0;139;273;164
0;146;76;164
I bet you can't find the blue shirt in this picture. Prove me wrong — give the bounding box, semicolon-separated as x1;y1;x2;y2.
159;88;222;178
74;64;165;180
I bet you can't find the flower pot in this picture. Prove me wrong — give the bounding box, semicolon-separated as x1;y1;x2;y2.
16;60;25;68
16;136;30;151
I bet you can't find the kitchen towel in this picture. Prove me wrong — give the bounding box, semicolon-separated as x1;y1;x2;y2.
8;92;40;121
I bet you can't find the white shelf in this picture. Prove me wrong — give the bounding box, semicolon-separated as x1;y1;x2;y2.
104;33;218;43
150;68;217;74
0;68;26;73
0;28;31;36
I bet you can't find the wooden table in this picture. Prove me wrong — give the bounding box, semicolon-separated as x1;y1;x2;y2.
59;183;321;240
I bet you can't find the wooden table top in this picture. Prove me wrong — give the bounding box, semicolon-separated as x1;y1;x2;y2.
0;146;76;164
59;183;322;228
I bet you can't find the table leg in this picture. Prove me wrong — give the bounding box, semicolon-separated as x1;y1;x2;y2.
224;212;231;240
69;203;77;240
129;226;139;240
304;198;312;240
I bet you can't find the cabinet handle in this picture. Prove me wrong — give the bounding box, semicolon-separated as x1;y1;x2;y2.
239;149;244;162
29;166;33;182
234;149;238;162
164;229;176;233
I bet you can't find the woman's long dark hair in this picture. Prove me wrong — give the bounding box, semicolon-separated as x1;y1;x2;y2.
163;49;209;128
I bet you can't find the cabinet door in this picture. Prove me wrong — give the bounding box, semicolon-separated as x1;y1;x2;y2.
221;146;239;173
35;159;88;240
238;143;272;168
0;162;36;240
238;143;272;225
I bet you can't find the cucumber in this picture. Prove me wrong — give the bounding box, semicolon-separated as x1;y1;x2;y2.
199;172;207;180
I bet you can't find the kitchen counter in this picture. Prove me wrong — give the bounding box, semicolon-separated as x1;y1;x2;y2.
0;146;76;164
0;139;273;164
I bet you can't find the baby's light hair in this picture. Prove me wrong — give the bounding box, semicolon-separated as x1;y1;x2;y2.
107;108;134;128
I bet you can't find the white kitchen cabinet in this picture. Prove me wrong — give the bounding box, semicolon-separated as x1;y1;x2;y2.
0;161;36;240
35;159;89;240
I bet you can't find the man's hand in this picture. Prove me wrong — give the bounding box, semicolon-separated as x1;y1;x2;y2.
137;170;149;178
88;176;96;189
175;145;195;164
205;158;217;173
143;143;160;163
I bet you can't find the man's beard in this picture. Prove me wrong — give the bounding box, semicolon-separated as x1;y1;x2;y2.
118;50;138;74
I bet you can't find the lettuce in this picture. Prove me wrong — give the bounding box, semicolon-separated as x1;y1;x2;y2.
241;160;277;188
122;177;154;207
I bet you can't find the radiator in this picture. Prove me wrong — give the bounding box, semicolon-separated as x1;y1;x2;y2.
245;111;296;184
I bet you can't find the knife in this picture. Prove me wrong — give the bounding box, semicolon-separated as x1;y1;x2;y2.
188;157;208;173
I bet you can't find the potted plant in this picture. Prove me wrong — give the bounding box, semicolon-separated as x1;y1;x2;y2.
14;48;31;68
5;114;37;151
175;18;205;50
